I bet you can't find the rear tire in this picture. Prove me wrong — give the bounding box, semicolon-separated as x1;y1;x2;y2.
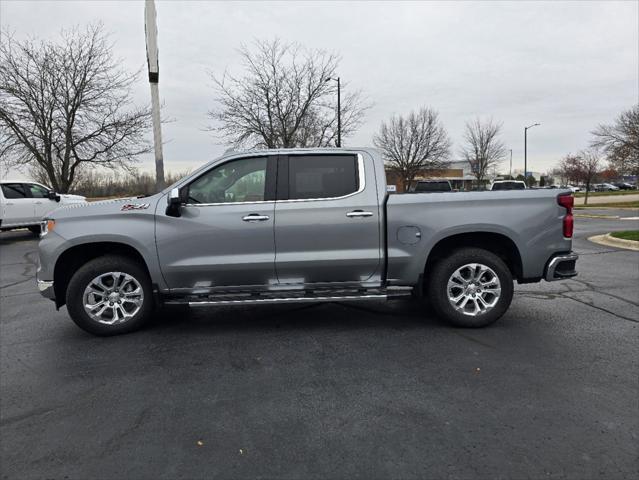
66;255;153;336
427;247;513;328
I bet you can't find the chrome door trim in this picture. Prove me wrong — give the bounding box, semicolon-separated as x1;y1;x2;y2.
184;200;275;208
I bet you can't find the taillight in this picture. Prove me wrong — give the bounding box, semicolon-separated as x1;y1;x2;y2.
558;194;574;238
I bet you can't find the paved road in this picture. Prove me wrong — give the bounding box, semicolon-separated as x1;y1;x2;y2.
1;213;638;479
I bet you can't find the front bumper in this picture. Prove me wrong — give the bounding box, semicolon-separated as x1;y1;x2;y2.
37;278;55;299
545;252;578;281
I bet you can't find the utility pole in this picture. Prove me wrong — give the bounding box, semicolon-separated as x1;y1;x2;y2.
509;149;513;178
145;0;165;191
524;122;540;182
325;76;341;147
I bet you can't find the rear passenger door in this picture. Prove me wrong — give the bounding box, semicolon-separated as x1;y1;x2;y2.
273;153;381;285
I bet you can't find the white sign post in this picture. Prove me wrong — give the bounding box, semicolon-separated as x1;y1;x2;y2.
145;0;165;190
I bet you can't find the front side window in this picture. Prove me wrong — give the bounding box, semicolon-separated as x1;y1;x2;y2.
1;184;27;199
187;156;267;204
288;155;358;200
27;183;49;198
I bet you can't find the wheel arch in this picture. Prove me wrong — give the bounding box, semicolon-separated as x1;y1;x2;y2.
423;231;524;287
53;242;152;308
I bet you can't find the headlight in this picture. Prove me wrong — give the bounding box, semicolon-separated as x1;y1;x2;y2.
40;219;55;237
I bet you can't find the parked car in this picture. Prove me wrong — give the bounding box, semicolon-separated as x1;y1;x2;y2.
562;185;581;193
0;181;86;235
614;182;636;190
410;180;453;193
595;183;620;192
490;180;526;191
37;148;578;336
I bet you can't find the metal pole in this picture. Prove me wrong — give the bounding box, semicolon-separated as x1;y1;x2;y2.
524;127;528;180
509;149;512;178
337;77;341;148
145;0;165;191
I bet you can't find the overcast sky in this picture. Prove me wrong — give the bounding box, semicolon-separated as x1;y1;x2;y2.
1;0;637;180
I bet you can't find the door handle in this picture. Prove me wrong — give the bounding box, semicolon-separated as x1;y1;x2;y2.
35;202;43;205
242;214;270;222
346;210;373;218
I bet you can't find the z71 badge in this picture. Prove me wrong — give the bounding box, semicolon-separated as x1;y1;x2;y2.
121;203;150;211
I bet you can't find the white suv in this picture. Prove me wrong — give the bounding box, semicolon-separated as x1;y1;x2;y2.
0;181;86;235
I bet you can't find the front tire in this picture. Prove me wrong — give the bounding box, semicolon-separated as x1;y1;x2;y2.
66;255;153;336
28;225;41;236
428;248;514;328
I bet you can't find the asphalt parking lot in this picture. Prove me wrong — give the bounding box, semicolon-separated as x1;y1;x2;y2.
1;211;638;479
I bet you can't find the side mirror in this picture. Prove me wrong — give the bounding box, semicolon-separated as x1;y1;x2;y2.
166;187;184;217
47;190;60;202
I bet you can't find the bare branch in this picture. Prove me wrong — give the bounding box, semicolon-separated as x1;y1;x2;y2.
0;24;151;192
591;104;639;176
460;117;506;187
373;107;451;192
207;39;369;149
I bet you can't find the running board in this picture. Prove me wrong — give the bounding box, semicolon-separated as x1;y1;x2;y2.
164;287;412;307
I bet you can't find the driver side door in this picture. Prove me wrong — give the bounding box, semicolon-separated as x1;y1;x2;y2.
155;155;278;292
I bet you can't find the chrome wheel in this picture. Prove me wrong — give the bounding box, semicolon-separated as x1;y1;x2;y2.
447;263;501;317
82;272;144;325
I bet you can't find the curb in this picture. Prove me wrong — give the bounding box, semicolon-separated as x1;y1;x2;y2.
588;234;639;252
575;214;619;219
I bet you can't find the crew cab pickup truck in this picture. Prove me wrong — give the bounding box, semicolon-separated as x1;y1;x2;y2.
1;181;85;235
37;148;578;336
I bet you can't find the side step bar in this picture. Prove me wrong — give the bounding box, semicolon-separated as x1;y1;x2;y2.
164;287;412;307
186;294;387;307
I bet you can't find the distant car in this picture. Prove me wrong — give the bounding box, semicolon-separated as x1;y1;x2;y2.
614;182;636;190
595;183;620;192
410;180;453;193
490;180;526;191
0;181;86;235
562;185;581;193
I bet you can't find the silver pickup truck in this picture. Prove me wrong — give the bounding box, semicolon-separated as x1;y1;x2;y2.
37;148;578;336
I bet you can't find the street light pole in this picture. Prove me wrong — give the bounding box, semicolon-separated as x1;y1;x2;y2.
145;0;165;191
325;77;341;147
509;149;513;178
524;122;540;181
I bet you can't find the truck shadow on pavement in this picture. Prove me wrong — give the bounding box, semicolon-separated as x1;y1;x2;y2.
146;299;446;336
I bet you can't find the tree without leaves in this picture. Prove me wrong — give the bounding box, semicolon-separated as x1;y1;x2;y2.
208;39;368;149
373;107;451;192
591;105;639;176
461;118;506;187
558;149;602;205
0;24;151;192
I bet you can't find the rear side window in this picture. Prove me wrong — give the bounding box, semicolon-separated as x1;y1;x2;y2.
287;155;358;200
1;184;27;199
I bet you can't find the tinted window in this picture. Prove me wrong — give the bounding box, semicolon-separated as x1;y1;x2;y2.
414;181;451;192
492;182;525;191
1;184;27;199
288;155;358;200
27;183;49;198
187;157;267;204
